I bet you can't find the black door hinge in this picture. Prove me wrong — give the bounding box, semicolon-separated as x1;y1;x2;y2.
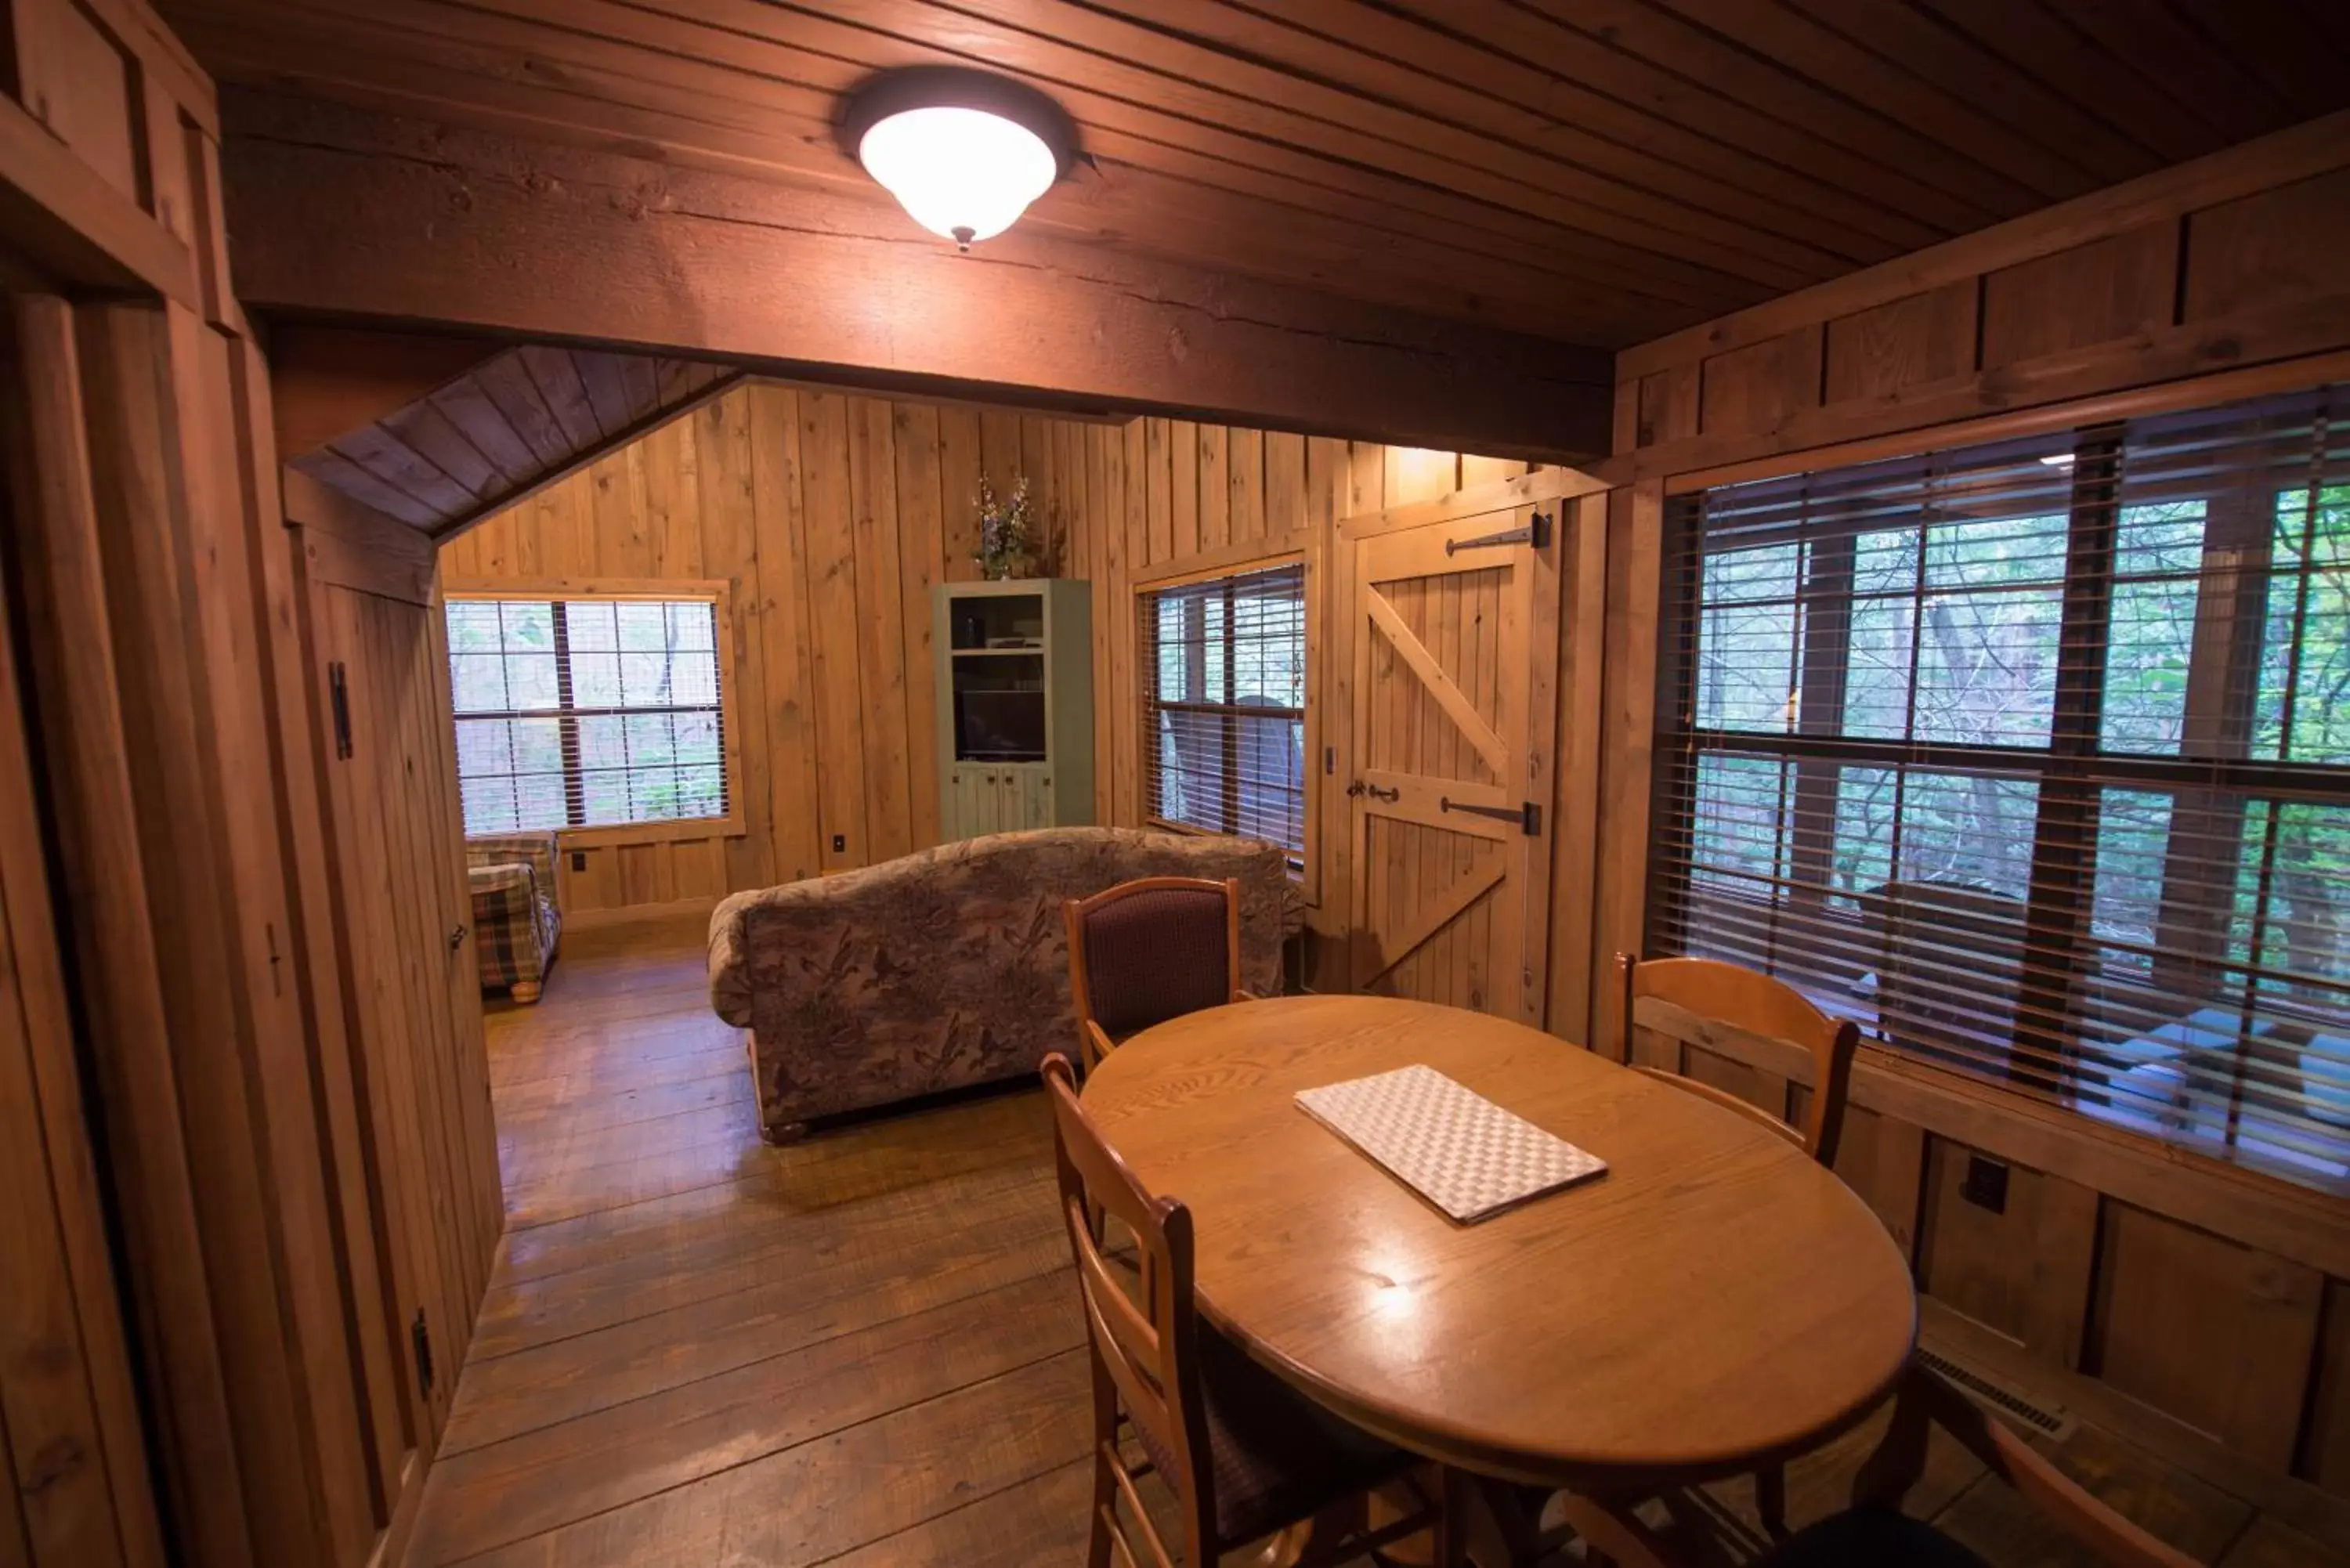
329;662;353;759
1443;509;1553;557
411;1309;433;1398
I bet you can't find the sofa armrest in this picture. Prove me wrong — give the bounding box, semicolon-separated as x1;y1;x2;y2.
467;832;559;913
707;891;756;1027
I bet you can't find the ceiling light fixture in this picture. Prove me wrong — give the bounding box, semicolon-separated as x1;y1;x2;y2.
840;67;1077;251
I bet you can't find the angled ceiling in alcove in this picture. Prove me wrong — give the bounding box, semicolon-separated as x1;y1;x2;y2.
289;342;739;536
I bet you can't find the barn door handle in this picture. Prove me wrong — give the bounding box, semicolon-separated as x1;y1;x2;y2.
1358;782;1399;803
1441;797;1542;836
1444;511;1552;556
449;923;468;952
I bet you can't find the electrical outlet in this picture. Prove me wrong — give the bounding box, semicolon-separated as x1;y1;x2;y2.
571;851;587;872
833;833;846;853
1961;1154;2009;1215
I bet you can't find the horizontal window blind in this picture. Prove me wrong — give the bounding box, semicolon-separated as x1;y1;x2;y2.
446;596;728;836
1653;387;2350;1191
1141;563;1307;857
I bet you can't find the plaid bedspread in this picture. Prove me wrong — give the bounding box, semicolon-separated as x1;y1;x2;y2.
466;833;561;992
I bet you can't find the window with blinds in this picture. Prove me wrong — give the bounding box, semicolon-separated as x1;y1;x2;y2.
446;595;729;837
1141;563;1307;858
1653;386;2350;1190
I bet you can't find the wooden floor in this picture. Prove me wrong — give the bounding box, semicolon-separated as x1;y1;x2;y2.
405;919;2336;1567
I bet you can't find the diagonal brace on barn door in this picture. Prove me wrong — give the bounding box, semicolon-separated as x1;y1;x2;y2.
1363;588;1509;778
1354;856;1506;990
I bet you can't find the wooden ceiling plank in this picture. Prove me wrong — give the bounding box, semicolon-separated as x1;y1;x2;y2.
217;103;1618;460
327;424;475;518
468;352;572;471
1632;0;2105;201
291;448;444;529
1781;0;2163;186
795;0;1849;284
425;374;541;486
2170;0;2350;122
1502;0;2050;220
319;0;1834;290
615;354;660;421
516;344;602;450
378;396;506;502
1906;0;2227;164
1230;0;1974;247
190;27;1747;344
2057;0;2299;144
912;0;1883;275
173;10;1740;339
573;351;634;438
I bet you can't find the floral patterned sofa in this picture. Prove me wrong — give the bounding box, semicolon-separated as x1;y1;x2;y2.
708;827;1301;1142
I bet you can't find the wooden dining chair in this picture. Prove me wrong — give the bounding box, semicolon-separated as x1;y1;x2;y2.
1039;1052;1449;1568
1065;876;1244;1071
1553;1362;2200;1568
1614;952;1861;1538
1618;953;1860;1167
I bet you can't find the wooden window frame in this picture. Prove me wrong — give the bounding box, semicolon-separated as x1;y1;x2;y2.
443;576;747;849
1133;546;1317;899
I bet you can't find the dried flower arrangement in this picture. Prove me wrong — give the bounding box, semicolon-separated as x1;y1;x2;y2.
974;475;1035;580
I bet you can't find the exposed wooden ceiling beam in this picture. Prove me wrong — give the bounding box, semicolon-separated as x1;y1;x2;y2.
214;91;1615;463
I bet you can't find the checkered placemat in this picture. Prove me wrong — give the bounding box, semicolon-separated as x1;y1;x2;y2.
1296;1064;1607;1223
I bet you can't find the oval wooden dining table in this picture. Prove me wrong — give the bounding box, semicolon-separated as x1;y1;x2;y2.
1081;993;1918;1516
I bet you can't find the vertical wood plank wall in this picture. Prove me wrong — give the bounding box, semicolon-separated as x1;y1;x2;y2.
443;385;1520;941
1600;122;2350;1547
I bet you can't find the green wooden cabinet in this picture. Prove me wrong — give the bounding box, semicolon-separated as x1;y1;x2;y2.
933;579;1093;840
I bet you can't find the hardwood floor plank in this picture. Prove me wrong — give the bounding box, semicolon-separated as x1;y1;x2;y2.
1935;1422;2252;1566
443;1353;1094;1568
811;1459;1094;1567
412;1274;1083;1562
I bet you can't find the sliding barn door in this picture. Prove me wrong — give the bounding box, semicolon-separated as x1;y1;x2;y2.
296;485;502;1487
1347;502;1561;1023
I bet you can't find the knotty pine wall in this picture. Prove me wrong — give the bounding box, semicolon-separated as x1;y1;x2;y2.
1596;117;2350;1547
441;380;1514;921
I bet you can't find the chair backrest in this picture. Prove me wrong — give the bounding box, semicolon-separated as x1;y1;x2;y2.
1065;876;1241;1067
1619;952;1860;1165
1040;1053;1217;1568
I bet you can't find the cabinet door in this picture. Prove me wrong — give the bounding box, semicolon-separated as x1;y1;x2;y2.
1021;768;1053;829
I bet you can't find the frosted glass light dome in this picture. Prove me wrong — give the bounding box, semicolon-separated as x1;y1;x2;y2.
859;105;1059;247
840;68;1076;251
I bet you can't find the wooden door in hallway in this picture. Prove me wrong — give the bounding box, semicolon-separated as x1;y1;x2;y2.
295;477;503;1546
1347;499;1562;1024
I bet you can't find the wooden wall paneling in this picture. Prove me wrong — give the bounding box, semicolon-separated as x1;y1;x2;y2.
2305;1279;2350;1493
892;399;944;849
1142;416;1171;566
2183;165;2350;325
1591;482;1662;1060
1916;1136;2099;1371
1196;423;1229;553
1633;363;1699;449
847;396;913;862
978;407;1020;513
0;516;163;1568
1088;422;1118;824
1228;426;1264;547
798;391;868;870
10;0;142;201
1543;489;1607;1045
170;302;385;1566
1019;415;1057;573
747;382;822;885
937;404;982;583
1169;420;1199;560
2;293;253;1568
1821;280;1978;406
77;299;324;1559
1979;224;2175;370
1383;446;1455;508
2087;1205;2324;1470
1697;323;1824;442
698;392;773;891
1264;431;1307;538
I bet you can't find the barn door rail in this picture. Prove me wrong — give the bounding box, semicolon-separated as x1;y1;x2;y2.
1443;510;1552;556
1441;796;1542;836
